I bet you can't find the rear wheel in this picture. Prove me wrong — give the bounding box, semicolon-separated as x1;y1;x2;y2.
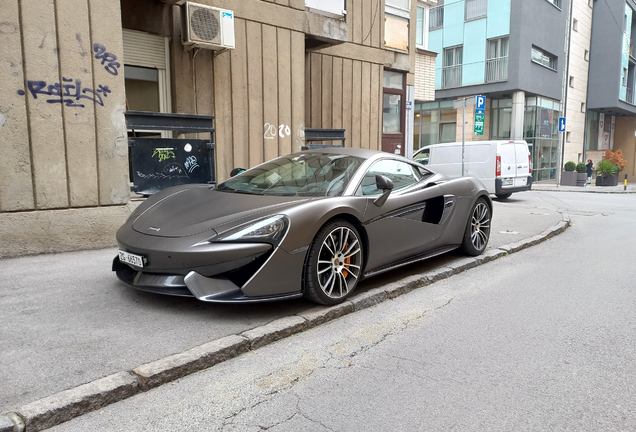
461;198;491;256
495;193;511;199
304;220;363;305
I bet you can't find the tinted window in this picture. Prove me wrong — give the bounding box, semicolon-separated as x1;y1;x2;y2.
360;159;422;196
217;153;364;197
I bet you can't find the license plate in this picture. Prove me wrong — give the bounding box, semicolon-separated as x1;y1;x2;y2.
118;250;145;268
503;178;513;186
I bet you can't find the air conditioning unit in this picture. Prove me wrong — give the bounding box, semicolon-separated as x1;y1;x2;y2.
181;2;235;51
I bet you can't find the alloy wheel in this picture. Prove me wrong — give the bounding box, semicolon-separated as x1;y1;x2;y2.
316;226;362;299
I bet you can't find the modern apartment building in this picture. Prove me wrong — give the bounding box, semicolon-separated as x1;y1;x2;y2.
586;0;636;180
0;0;427;257
415;0;570;182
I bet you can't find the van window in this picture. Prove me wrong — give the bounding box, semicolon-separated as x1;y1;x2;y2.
414;148;430;164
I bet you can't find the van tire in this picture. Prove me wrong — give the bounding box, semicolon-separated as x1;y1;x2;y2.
495;193;511;200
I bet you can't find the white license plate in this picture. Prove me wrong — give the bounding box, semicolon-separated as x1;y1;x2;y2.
118;250;144;268
503;178;514;186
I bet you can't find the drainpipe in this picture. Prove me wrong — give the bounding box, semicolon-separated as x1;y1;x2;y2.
582;0;596;163
559;0;574;179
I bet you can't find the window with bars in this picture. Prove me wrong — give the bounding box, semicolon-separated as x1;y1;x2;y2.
442;46;463;88
465;0;487;20
486;37;508;82
429;0;444;29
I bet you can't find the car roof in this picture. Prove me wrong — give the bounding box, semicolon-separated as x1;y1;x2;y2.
294;146;407;162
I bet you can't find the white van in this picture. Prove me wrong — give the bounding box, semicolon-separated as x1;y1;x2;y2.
413;140;532;199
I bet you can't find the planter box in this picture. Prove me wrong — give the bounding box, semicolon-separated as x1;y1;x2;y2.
576;172;587;187
560;171;577;186
596;173;619;186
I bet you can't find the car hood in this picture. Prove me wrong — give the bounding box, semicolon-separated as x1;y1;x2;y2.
131;185;310;238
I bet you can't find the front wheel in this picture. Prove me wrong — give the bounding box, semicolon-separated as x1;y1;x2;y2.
304;220;364;305
461;198;491;256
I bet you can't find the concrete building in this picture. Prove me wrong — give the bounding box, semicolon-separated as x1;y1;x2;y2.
417;0;569;182
0;0;429;258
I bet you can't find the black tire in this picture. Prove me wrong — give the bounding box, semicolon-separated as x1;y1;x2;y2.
495;193;512;200
304;220;363;305
460;198;491;256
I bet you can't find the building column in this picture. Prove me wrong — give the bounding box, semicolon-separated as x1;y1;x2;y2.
510;91;525;140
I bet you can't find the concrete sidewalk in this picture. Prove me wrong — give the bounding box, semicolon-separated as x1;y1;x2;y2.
0;195;571;432
532;181;636;193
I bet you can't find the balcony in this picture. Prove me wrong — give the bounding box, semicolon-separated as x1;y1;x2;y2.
465;0;487;20
442;65;462;88
485;57;508;82
429;5;444;29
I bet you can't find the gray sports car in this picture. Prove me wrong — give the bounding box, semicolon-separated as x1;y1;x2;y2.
113;147;492;305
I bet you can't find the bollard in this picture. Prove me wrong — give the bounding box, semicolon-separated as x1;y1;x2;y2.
625;174;628;191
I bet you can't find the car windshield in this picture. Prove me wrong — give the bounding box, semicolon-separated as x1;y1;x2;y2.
216;153;365;197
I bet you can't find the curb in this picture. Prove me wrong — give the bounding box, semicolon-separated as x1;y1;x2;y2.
1;213;571;432
532;187;636;194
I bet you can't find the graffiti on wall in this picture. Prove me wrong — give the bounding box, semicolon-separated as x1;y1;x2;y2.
152;148;176;162
264;123;291;140
17;78;111;107
93;43;121;76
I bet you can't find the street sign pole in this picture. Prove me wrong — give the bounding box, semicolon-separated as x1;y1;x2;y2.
462;101;465;177
556;117;566;189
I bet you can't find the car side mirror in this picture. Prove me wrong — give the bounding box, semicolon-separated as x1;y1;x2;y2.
230;167;246;177
373;175;394;207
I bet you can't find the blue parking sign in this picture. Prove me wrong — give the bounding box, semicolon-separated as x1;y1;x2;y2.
476;95;485;110
558;117;566;132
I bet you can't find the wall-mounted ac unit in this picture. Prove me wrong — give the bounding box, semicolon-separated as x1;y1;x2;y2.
181;2;235;51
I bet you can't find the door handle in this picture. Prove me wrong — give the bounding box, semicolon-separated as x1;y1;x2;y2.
517;165;523;169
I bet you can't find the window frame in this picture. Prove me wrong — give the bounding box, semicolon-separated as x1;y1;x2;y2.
416;2;429;49
531;46;557;71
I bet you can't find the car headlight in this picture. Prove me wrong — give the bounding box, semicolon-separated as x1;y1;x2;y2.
214;215;289;243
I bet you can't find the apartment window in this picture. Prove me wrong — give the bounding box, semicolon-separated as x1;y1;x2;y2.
584;49;589;61
623;68;628;86
573;18;578;31
416;3;428;48
569;76;574;87
566;132;571;142
531;46;557;70
430;0;444;29
442;46;463;88
546;0;562;8
486;37;509;82
588;0;593;7
465;0;487;20
581;102;586;112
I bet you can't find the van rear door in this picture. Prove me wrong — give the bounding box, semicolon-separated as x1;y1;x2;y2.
499;143;517;187
514;142;530;187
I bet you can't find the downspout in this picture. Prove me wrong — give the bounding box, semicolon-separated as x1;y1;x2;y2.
560;0;574;173
582;0;596;162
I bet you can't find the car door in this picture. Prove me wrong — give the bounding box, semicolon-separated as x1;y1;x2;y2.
358;158;446;271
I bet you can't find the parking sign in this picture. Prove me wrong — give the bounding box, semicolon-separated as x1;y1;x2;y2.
558;117;566;132
476;95;485;110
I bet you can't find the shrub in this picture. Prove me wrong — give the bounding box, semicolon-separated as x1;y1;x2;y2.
564;161;576;172
604;149;626;171
576;162;587;173
596;159;618;177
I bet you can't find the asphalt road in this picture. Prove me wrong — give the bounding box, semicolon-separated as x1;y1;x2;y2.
48;191;636;431
1;192;560;413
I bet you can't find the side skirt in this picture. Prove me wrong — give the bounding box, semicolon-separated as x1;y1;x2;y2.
362;245;460;279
